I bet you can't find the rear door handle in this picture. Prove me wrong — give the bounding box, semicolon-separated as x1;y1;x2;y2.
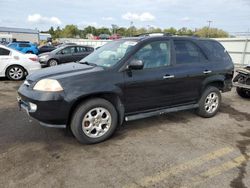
203;70;212;74
163;75;175;79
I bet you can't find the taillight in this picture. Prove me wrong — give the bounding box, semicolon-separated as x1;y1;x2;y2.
29;57;38;61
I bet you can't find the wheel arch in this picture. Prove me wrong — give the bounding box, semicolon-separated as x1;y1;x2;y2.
67;92;125;128
201;75;225;93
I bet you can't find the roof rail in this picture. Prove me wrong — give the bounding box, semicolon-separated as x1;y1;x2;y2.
134;32;173;37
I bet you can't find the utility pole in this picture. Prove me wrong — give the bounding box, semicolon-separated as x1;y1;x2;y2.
207;20;212;38
130;21;133;37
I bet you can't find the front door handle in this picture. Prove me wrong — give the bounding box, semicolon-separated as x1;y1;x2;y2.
163;75;175;79
203;70;212;74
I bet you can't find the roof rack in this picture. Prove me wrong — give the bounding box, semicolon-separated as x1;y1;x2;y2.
134;32;172;37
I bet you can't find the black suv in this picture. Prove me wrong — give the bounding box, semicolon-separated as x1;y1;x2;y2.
18;35;234;144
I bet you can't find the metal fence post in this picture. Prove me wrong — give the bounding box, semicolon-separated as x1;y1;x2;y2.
241;39;249;65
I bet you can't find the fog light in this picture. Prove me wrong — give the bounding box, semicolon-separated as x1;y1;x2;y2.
29;102;37;112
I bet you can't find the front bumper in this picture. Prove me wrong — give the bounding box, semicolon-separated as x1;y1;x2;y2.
39;58;48;67
17;83;70;128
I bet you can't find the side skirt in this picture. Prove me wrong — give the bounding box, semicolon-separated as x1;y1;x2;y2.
125;104;199;121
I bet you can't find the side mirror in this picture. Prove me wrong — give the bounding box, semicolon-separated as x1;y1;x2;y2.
128;59;144;70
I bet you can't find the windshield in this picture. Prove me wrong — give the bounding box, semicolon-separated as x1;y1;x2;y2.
80;40;138;67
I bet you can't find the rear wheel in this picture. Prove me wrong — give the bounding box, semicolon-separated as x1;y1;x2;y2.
197;86;221;118
236;87;250;98
70;98;118;144
6;65;25;81
26;51;33;54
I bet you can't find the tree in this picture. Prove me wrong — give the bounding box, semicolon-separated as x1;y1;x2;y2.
61;25;79;38
163;27;177;35
195;27;229;38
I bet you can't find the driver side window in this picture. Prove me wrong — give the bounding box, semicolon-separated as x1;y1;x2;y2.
133;41;171;69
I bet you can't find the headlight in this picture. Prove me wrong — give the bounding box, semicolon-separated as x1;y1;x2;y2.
39;55;49;59
33;79;63;92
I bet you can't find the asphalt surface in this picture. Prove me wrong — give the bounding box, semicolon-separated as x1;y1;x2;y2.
0;79;249;188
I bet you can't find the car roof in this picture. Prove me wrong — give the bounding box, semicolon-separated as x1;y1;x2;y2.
121;35;216;43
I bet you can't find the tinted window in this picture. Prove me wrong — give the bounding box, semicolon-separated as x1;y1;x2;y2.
133;41;171;69
76;46;86;53
61;47;76;54
202;40;231;62
19;43;31;48
87;47;94;52
0;48;10;55
174;40;206;64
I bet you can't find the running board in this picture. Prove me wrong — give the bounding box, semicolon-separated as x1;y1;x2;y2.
125;104;199;121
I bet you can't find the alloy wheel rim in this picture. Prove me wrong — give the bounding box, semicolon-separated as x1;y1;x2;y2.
9;67;23;80
205;92;219;114
50;60;57;66
82;107;112;138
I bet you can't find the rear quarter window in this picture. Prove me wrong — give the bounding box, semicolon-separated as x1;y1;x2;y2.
201;40;231;62
0;48;10;55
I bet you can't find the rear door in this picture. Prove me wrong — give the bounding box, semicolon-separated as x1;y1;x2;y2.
170;39;210;105
0;47;11;76
75;46;90;61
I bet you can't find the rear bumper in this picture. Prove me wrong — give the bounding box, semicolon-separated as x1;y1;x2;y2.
222;80;233;92
233;82;250;89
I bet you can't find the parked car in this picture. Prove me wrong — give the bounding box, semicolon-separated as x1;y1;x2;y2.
109;34;121;40
38;45;56;54
99;34;110;40
38;45;94;67
0;44;41;80
17;35;234;144
8;42;39;54
233;65;250;98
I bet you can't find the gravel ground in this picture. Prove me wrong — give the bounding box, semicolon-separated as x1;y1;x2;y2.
0;79;249;188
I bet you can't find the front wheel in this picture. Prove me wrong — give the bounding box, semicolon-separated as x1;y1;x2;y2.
70;98;118;144
48;59;58;67
196;86;221;118
236;87;250;98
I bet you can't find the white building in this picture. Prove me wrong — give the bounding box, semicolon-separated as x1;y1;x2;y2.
0;27;39;43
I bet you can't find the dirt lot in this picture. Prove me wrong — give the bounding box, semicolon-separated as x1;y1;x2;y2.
0;79;249;188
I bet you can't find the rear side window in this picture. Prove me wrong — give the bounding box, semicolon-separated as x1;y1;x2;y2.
87;47;94;52
0;48;10;55
174;40;206;64
201;40;231;62
76;46;86;53
19;43;31;48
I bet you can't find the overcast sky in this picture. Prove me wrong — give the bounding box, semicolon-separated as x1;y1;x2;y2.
0;0;250;33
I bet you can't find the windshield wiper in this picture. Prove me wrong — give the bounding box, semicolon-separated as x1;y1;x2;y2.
79;61;97;67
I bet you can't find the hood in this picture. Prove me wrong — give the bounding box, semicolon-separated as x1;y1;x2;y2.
27;62;103;81
38;52;50;57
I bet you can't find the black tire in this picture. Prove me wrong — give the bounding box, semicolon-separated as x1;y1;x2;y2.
196;86;221;118
6;65;26;81
236;87;250;98
26;51;34;54
48;59;58;67
70;98;118;144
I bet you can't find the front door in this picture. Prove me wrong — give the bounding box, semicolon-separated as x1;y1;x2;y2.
124;40;177;113
59;46;76;63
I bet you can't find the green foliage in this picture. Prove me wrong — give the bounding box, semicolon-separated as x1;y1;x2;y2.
47;25;229;39
194;27;229;38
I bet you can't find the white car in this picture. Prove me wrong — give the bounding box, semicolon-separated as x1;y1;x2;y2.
0;44;41;80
